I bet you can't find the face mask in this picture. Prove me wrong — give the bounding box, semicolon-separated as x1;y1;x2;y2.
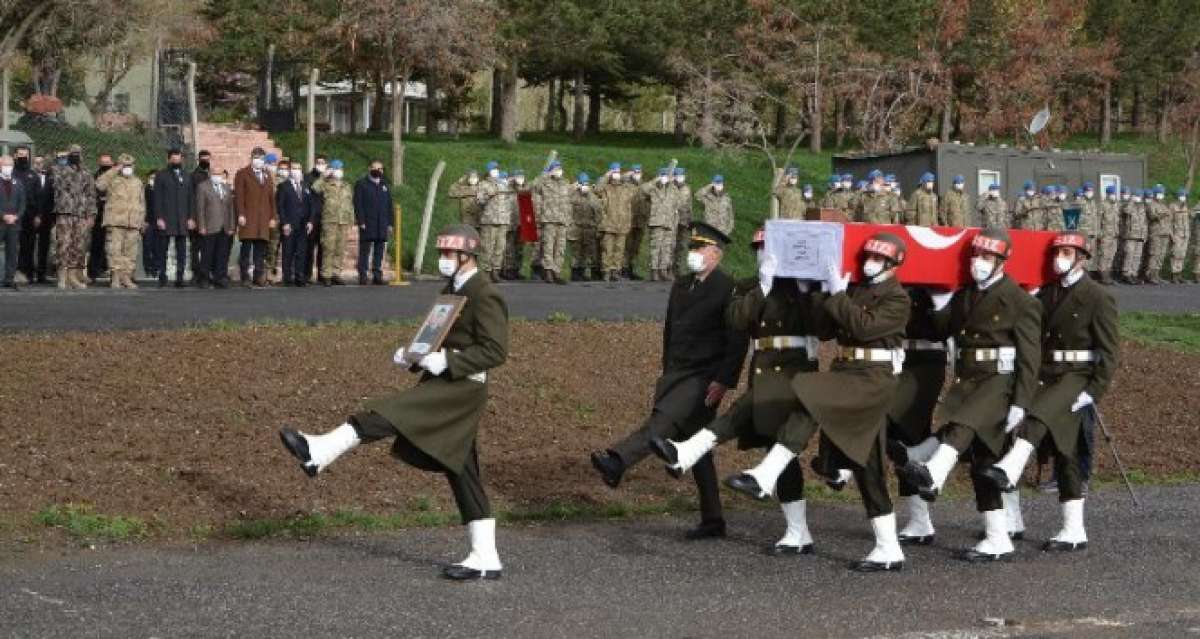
1054;256;1075;275
924;182;934;191
988;191;998;199
333;169;344;180
1132;197;1142;204
438;256;459;278
467;176;478;185
488;169;499;179
787;177;798;186
0;166;11;178
370;169;383;179
198;160;210;171
971;257;995;283
120;167;134;177
842;182;852;190
659;176;669;184
803;190;813;199
954;183;964;191
686;250;706;273
674;176;685;184
291;169;304;181
1156;194;1164;201
252;158;265;170
277;168;290;178
863;258;885;279
1025;190;1035;197
68;154;82;166
551;169;563;178
514;177;525;186
15;157;29;171
580;185;590;193
1084;191;1094;199
1179;196;1187;203
713;184;723;193
212;175;225;185
315;163;327;173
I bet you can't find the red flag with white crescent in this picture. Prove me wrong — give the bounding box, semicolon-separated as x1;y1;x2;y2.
518;192;538;243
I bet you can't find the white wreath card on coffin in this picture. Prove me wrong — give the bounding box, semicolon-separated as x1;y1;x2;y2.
764;220;845;280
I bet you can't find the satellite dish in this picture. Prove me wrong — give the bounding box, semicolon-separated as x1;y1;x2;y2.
1028;107;1051;135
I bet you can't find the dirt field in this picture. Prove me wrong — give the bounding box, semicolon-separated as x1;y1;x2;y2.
1;322;1196;540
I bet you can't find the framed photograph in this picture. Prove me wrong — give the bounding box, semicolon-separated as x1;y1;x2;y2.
403;295;467;365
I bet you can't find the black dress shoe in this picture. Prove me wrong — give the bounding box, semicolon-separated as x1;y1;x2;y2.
976;466;1016;492
358;275;369;285
372;276;384;285
295;280;308;288
960;549;1012;563
442;564;502;581
331;276;345;286
279;427;317;478
765;542;814;556
175;281;185;288
849;559;904;572
590;451;624;489
1042;540;1087;552
898;533;935;546
684;519;726;540
724;473;770;501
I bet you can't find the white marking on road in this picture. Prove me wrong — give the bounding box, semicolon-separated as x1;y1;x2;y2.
21;588;66;606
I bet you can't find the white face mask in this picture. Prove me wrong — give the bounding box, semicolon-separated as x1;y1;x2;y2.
863;258;885;279
1156;193;1164;200
315;163;327;173
1179;196;1188;203
803;190;813;199
438;256;459;278
924;182;934;191
713;183;723;193
686;250;707;273
1085;191;1094;199
674;176;685;184
332;169;344;180
120;166;134;177
841;181;852;190
1133;196;1142;203
291;169;304;181
252;158;265;170
212;175;225;185
488;169;500;179
514;177;525;186
1053;255;1075;275
277;168;289;178
971;257;995;283
787;177;798;186
988;191;998;199
1025;190;1035;197
580;185;590;193
658;176;669;184
552;169;563;178
0;166;12;178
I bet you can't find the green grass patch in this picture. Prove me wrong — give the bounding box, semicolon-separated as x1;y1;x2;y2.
36;504;149;541
1119;312;1200;353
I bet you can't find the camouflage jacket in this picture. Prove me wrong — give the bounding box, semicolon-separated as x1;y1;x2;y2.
570;188;602;235
1076;198;1099;238
642;181;680;227
908;189;938;226
1097;199;1121;238
594;178;637;233
447;176;483;227
695;184;734;235
1121;200;1148;240
939;190;968;227
478;179;508;226
95;169;145;228
51;164;97;218
1011;195;1041;230
774;184;807;220
532;174;573;226
630;178;650;225
978;196;1008;229
1170;202;1191;239
1042;201;1066;232
1146;199;1172;237
312;177;354;225
671;183;692;227
857;191;894;224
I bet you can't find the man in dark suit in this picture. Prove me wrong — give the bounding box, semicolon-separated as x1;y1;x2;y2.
353;159;392;285
15;148;53;284
188;149;213;280
303;154;328;282
0;154;27;289
192;169;237;288
152;149;195;287
277;166;315;286
590;222;749;539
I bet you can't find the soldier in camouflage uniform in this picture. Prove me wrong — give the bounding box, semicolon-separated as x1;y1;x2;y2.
447;169;483;231
1077;183;1099;251
978;183;1007;229
694;175;734;237
774;167;807;220
94;154;145;289
886;174;906;223
594;163;638;282
908;172;938;226
641;168;679;281
819;174;841;213
312;160;354;285
476;165;506;281
568;173;601;281
1119;189;1148;285
857;170;894;224
1043;186;1067;232
531;161;572;284
1168;189;1192;283
1011;181;1040;230
51;144;97;289
624;165;647;280
939;175;969;227
1093;185;1120;284
1142;184;1172;284
671;168;692;278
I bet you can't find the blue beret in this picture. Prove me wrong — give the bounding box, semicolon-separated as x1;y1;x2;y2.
631;164;642;171
608;162;621;171
953;175;965;184
577;172;590;183
330;159;344;169
1105;185;1116;194
785;167;799;176
1083;181;1094;189
920;172;935;183
485;161;499;171
712;175;724;183
988;183;1000;190
265;153;278;163
1177;188;1188;197
657;168;669;177
674;167;686;176
868;169;883;179
548;161;562;170
1024;180;1035;189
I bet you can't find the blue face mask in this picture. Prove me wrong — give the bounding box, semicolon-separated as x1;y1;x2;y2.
56;158;68;167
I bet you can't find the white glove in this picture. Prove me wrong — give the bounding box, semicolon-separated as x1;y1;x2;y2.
931;291;953;311
419;350;448;376
392;346;407;365
1005;405;1026;433
1070;391;1094;413
758;254;777;296
826;259;850;295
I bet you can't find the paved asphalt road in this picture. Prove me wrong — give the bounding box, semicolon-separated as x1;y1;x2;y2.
0;279;1197;332
2;485;1197;638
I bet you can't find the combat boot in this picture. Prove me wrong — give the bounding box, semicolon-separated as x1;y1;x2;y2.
627;268;642;281
607;269;619;283
543;269;555;284
110;272;122;289
571;266;584;281
649;269;660;282
70;269;89;289
57;267;69;290
591;267;603;281
125;272;139;289
552;270;567;285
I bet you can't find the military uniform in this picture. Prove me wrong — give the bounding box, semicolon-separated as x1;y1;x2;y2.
51;159;97;288
447;175;483;230
531;173;573;282
312;176;354;282
591;223;747;536
568;185;601;279
979;194;1008;229
1169;199;1191;282
641;179;680;279
95;162;145;288
888;189;907;225
594;176;637;280
671;178;692;276
909;189;938;226
1095;195;1121;282
1078;196;1099;250
695;183;734;236
1120;197;1148;282
857;190;894;224
775;183;808;220
625;175;649;278
476;179;506;276
939;190;969;227
1144;196;1172;283
1011;193;1042;230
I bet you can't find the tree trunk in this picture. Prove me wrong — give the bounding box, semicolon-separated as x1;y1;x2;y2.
370;70;384;132
572;69;586;140
490;67;503;135
556;77;568;132
673;90;686;145
809;33;824;153
1131;83;1142;130
586;83;601;134
544;77;556;132
1157;87;1171;143
939;79;953;143
835;97;846;148
1115;82;1123;134
1186;120;1199;192
1100;80;1112;145
425;74;439;135
774;103;787;147
391;72;408;186
699;64;715;150
499;58;519;144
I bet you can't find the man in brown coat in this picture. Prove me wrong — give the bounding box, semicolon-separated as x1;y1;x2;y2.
724;233;912;572
979;231;1119;553
193;169;237;288
233;148;277;287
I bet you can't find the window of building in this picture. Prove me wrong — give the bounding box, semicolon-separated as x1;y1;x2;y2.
977;170;1001;195
1100;174;1121;196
